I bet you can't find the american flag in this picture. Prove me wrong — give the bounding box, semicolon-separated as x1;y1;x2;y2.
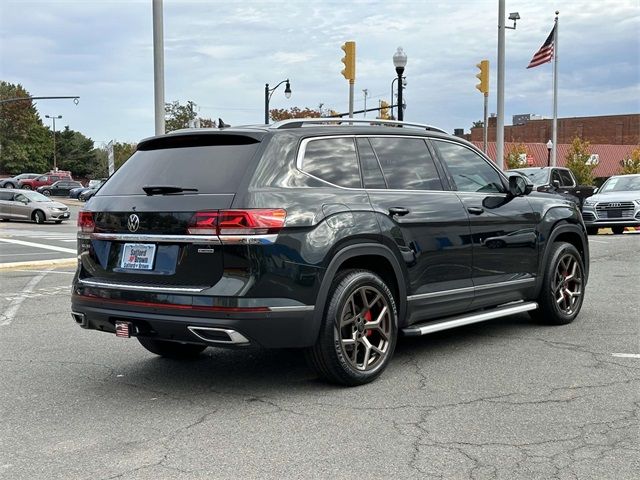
527;26;556;69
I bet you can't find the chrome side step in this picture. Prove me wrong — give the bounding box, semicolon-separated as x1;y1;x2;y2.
402;301;538;336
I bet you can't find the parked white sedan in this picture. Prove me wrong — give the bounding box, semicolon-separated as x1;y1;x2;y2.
0;189;70;224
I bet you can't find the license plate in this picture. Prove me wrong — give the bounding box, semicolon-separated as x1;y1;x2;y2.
120;243;156;270
62;212;70;218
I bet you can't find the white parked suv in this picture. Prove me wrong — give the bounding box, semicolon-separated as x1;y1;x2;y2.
582;174;640;234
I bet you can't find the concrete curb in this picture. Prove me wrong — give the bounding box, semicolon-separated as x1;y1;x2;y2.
59;198;84;207
0;257;77;271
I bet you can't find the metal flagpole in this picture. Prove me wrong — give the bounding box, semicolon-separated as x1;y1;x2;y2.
152;0;165;135
551;11;559;166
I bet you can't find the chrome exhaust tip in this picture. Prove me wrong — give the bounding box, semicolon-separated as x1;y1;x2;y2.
71;311;87;327
187;326;250;345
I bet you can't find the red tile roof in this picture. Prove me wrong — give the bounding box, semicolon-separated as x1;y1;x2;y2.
472;142;639;177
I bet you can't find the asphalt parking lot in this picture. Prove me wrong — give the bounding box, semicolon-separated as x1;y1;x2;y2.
0;234;638;480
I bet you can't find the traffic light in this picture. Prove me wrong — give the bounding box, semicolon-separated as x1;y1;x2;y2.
378;100;390;119
341;41;356;82
476;60;489;94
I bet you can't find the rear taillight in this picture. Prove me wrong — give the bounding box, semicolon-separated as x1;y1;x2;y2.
77;211;95;233
187;209;286;235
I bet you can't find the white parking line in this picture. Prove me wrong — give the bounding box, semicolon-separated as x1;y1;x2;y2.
0;237;76;254
0;269;52;326
611;353;640;359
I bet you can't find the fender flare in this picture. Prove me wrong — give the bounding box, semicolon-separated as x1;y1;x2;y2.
310;243;408;344
536;222;589;296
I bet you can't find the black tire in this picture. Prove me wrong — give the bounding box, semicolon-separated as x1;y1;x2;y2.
4;182;15;189
137;337;207;359
586;227;599;235
612;226;625;235
530;242;585;325
33;210;45;224
42;190;51;196
306;269;398;386
22;184;32;190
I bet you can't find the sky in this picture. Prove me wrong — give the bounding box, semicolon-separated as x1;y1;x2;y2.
1;0;638;145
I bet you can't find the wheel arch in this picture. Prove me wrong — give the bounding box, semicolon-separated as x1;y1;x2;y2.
536;222;589;297
311;243;408;344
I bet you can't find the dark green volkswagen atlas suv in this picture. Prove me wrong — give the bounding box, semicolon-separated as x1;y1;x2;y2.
72;119;589;386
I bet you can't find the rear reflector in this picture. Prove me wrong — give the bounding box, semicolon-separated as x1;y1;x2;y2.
77;211;95;233
188;209;286;235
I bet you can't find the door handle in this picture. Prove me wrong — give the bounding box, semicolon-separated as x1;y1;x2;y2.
467;207;484;215
388;207;410;217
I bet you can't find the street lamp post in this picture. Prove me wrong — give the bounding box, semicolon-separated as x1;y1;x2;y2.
264;79;291;124
393;47;407;121
390;76;406;120
546;139;553;167
45;114;62;171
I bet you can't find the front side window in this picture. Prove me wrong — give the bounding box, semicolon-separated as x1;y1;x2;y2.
433;141;504;193
369;137;443;191
301;137;361;188
559;170;574;186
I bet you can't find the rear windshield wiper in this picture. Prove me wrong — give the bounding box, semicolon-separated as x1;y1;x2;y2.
142;185;199;196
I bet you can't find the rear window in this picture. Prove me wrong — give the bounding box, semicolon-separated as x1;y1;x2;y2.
98;136;261;196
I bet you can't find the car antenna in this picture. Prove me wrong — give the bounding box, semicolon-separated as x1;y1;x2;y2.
218;118;230;129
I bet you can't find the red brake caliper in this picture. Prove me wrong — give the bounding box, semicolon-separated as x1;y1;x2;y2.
363;310;373;336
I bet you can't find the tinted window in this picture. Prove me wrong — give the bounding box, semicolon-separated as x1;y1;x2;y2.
433;141;504;193
559;170;574;186
356;138;386;189
301;138;361;188
98;140;261;196
370;137;443;190
551;170;562;185
0;191;13;201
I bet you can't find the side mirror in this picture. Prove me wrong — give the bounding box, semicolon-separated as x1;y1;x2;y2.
552;179;561;189
508;175;532;197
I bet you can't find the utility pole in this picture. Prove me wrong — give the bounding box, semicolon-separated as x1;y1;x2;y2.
497;0;506;169
362;89;369;118
152;0;165;135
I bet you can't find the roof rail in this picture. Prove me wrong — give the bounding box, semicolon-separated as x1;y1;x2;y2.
270;118;448;134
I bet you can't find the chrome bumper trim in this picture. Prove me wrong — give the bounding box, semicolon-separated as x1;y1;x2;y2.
187;326;250;345
78;279;206;293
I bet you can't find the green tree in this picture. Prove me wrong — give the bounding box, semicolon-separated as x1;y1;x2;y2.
505;143;528;170
621;147;640;175
565;136;596;185
269;106;324;122
471;120;484;129
165;100;214;132
0;81;52;174
55;126;98;177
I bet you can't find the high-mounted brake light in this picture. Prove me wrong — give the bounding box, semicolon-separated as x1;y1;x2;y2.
187;209;286;235
77;211;95;233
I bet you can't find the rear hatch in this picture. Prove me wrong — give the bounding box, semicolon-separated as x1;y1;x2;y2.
78;132;265;288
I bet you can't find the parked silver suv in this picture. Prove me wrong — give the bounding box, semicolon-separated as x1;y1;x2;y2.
582;174;640;234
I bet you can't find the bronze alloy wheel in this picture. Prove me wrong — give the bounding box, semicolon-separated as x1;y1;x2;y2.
337;285;392;372
552;253;583;315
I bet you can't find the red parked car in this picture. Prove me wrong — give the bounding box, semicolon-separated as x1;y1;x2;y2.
18;172;72;190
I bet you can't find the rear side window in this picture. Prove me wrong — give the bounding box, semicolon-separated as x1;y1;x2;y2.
0;191;12;201
433;140;504;193
370;137;443;191
97;137;261;196
301;138;361;188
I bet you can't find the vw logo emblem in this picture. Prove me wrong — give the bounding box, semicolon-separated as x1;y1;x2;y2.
127;214;140;232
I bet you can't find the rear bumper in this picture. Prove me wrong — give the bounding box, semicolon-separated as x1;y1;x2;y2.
71;295;317;349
